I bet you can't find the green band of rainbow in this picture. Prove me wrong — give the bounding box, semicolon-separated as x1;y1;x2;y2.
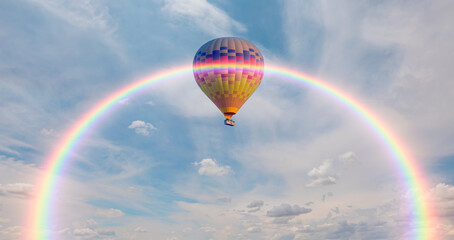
28;64;437;240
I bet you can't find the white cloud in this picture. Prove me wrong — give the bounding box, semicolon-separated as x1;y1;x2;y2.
193;158;231;176
307;176;337;187
0;183;34;198
266;204;312;218
338;151;357;165
306;160;337;187
134;227;148;233
162;0;246;37
128;120;157;136
306;152;358;187
95;208;124;218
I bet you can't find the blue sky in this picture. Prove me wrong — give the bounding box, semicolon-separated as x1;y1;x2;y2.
1;0;454;239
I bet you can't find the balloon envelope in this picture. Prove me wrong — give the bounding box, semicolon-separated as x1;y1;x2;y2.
193;37;264;120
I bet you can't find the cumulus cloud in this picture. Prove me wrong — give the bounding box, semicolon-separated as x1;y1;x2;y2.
247;200;264;213
95;208;124;218
0;183;34;198
267;204;312;218
306;152;358;187
162;0;246;36
306;160;337;187
128;120;157;136
193;158;231;176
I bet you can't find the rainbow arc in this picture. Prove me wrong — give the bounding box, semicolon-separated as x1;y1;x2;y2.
28;64;438;240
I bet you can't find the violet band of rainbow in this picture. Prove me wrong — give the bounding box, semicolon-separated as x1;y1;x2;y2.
29;64;437;240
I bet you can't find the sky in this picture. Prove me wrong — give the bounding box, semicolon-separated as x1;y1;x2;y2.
1;0;454;239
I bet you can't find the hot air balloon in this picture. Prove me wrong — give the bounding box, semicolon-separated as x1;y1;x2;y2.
193;37;264;126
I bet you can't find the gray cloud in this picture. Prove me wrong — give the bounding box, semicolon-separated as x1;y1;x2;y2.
322;192;333;202
272;217;291;224
247;200;264;212
73;227;97;237
267;204;312;218
326;221;356;239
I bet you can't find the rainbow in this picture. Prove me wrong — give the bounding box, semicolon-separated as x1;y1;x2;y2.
28;64;438;239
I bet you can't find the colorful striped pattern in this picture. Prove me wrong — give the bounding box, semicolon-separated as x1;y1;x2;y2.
28;64;438;240
193;37;264;119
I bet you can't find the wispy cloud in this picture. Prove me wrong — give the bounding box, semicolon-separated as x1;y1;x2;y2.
162;0;247;36
95;208;125;218
29;0;126;59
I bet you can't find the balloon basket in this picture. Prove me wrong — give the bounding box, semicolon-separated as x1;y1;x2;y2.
224;119;235;126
